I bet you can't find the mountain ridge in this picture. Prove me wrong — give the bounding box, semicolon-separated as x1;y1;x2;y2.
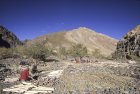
27;27;118;56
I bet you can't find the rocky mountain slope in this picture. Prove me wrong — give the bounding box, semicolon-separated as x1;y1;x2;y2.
114;25;140;59
27;27;117;56
0;26;22;48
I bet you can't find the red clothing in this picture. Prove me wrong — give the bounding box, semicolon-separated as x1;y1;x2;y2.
19;69;29;81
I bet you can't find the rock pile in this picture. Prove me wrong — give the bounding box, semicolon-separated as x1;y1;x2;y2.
54;87;140;94
0;63;11;81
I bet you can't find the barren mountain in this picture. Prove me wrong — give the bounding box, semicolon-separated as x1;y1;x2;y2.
27;27;117;56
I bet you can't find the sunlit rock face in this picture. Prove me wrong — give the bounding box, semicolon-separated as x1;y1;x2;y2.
0;26;22;48
115;25;140;59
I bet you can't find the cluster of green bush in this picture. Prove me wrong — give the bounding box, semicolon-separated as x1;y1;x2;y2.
0;43;53;61
0;43;104;60
16;43;53;61
0;47;14;59
57;44;88;59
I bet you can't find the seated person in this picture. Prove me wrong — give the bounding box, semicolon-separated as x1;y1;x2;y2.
19;66;31;81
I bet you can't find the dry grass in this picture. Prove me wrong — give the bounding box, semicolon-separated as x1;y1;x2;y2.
57;72;132;92
55;63;133;92
0;47;13;59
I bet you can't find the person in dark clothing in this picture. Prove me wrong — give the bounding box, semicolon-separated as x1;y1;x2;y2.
31;64;38;74
31;63;38;80
20;61;29;65
0;34;10;48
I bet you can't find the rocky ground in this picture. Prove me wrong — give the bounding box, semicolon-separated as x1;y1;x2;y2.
0;58;140;94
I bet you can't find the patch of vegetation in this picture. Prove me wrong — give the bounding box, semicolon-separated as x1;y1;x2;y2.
0;47;14;59
92;48;104;58
69;44;88;58
16;42;53;61
58;47;69;59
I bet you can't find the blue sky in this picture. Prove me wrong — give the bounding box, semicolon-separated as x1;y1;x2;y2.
0;0;140;40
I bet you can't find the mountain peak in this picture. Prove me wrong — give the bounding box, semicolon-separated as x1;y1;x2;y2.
77;27;90;30
76;27;93;31
71;27;96;34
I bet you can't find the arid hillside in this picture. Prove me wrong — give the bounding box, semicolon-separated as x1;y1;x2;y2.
27;27;117;56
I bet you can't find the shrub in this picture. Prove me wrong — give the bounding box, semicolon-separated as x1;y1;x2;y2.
69;44;88;58
16;43;52;61
0;48;13;59
58;47;69;59
92;48;103;58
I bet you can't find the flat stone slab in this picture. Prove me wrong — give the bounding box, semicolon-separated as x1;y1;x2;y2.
24;86;54;94
48;70;63;79
3;82;54;94
4;77;19;83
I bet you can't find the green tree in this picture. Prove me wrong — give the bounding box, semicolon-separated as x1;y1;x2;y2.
69;44;88;58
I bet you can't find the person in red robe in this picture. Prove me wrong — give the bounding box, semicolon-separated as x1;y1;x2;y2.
19;67;30;81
